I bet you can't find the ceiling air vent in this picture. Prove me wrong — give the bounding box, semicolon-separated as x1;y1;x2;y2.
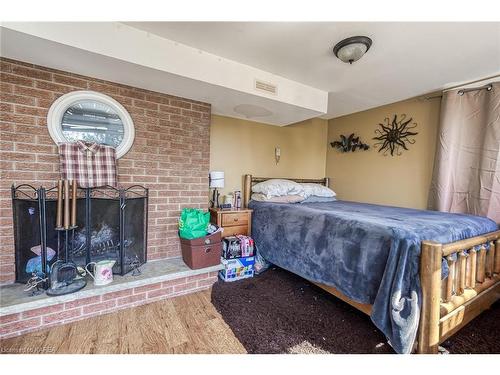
255;79;277;95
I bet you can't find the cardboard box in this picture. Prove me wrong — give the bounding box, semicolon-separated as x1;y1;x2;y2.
222;235;254;259
219;256;255;282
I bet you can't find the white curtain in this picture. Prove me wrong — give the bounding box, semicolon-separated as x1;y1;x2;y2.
428;82;500;223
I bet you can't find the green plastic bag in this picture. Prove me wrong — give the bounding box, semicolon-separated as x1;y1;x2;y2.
178;208;210;239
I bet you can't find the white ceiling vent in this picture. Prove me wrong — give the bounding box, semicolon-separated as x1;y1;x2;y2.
255;79;277;95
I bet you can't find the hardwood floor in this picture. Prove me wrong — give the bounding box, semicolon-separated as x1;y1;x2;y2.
0;289;247;354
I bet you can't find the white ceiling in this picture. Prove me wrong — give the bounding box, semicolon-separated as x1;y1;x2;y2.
0;23;326;126
127;22;500;118
2;22;499;125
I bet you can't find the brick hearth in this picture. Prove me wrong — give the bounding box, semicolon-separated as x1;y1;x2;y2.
0;258;222;339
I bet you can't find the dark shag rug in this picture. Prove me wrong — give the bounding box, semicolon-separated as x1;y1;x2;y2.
211;267;500;354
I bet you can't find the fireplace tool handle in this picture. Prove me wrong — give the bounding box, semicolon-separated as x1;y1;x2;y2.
85;262;96;280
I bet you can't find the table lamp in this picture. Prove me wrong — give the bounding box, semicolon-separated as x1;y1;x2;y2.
209;171;224;208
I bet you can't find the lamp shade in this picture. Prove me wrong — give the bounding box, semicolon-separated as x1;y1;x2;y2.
209;171;224;188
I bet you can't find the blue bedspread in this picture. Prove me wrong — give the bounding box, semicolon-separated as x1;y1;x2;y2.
248;200;498;353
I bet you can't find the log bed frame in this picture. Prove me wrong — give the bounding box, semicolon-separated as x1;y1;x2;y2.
243;174;500;354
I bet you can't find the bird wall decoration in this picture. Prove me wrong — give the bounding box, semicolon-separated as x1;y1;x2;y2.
330;133;370;153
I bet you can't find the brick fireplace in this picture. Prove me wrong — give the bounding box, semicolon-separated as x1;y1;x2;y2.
0;58;219;339
0;57;212;285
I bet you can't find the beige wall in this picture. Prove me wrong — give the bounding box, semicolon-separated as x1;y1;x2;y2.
210;115;328;196
326;98;441;209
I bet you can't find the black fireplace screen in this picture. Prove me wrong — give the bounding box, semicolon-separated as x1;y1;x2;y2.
12;184;148;283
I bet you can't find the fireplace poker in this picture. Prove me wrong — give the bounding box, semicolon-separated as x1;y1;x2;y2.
64;180;70;229
71;179;77;227
56;179;63;228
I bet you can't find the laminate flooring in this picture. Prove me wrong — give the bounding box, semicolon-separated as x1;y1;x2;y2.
0;289;247;354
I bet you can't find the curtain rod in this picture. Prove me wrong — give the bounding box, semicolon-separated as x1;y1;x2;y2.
424;83;493;100
424;75;498;100
457;83;493;96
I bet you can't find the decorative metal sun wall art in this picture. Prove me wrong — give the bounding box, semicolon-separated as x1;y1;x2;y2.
373;114;418;156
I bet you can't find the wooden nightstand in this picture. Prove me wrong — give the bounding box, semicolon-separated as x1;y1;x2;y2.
209;208;252;238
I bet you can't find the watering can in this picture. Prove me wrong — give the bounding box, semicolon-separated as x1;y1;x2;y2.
85;260;116;286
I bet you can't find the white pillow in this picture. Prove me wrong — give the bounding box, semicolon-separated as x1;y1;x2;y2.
251;193;305;203
252;179;303;198
300;183;336;198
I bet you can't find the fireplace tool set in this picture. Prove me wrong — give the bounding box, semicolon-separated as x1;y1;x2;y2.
46;180;87;296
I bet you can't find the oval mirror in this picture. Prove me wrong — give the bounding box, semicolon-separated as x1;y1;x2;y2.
48;91;135;158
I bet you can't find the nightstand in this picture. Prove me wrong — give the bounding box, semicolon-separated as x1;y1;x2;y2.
209;208;252;238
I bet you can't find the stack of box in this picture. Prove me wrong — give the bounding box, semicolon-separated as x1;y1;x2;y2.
219;235;255;282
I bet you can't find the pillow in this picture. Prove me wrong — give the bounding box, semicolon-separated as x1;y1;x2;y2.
252;179;303;198
299;183;336;198
300;196;337;204
251;193;305;203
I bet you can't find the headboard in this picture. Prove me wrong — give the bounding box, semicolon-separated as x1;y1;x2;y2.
243;174;330;208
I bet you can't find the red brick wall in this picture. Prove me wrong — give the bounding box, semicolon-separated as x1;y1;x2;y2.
0;58;211;284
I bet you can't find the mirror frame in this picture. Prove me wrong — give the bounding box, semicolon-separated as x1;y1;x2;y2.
47;90;135;159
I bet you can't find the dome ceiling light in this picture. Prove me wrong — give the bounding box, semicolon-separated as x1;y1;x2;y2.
333;36;372;64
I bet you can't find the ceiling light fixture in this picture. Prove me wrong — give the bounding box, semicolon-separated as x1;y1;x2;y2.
333;36;372;64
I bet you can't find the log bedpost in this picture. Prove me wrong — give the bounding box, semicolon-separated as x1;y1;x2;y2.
477;245;486;283
444;255;454;302
469;248;477;289
243;174;252;208
458;251;467;295
418;241;443;354
494;240;500;274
